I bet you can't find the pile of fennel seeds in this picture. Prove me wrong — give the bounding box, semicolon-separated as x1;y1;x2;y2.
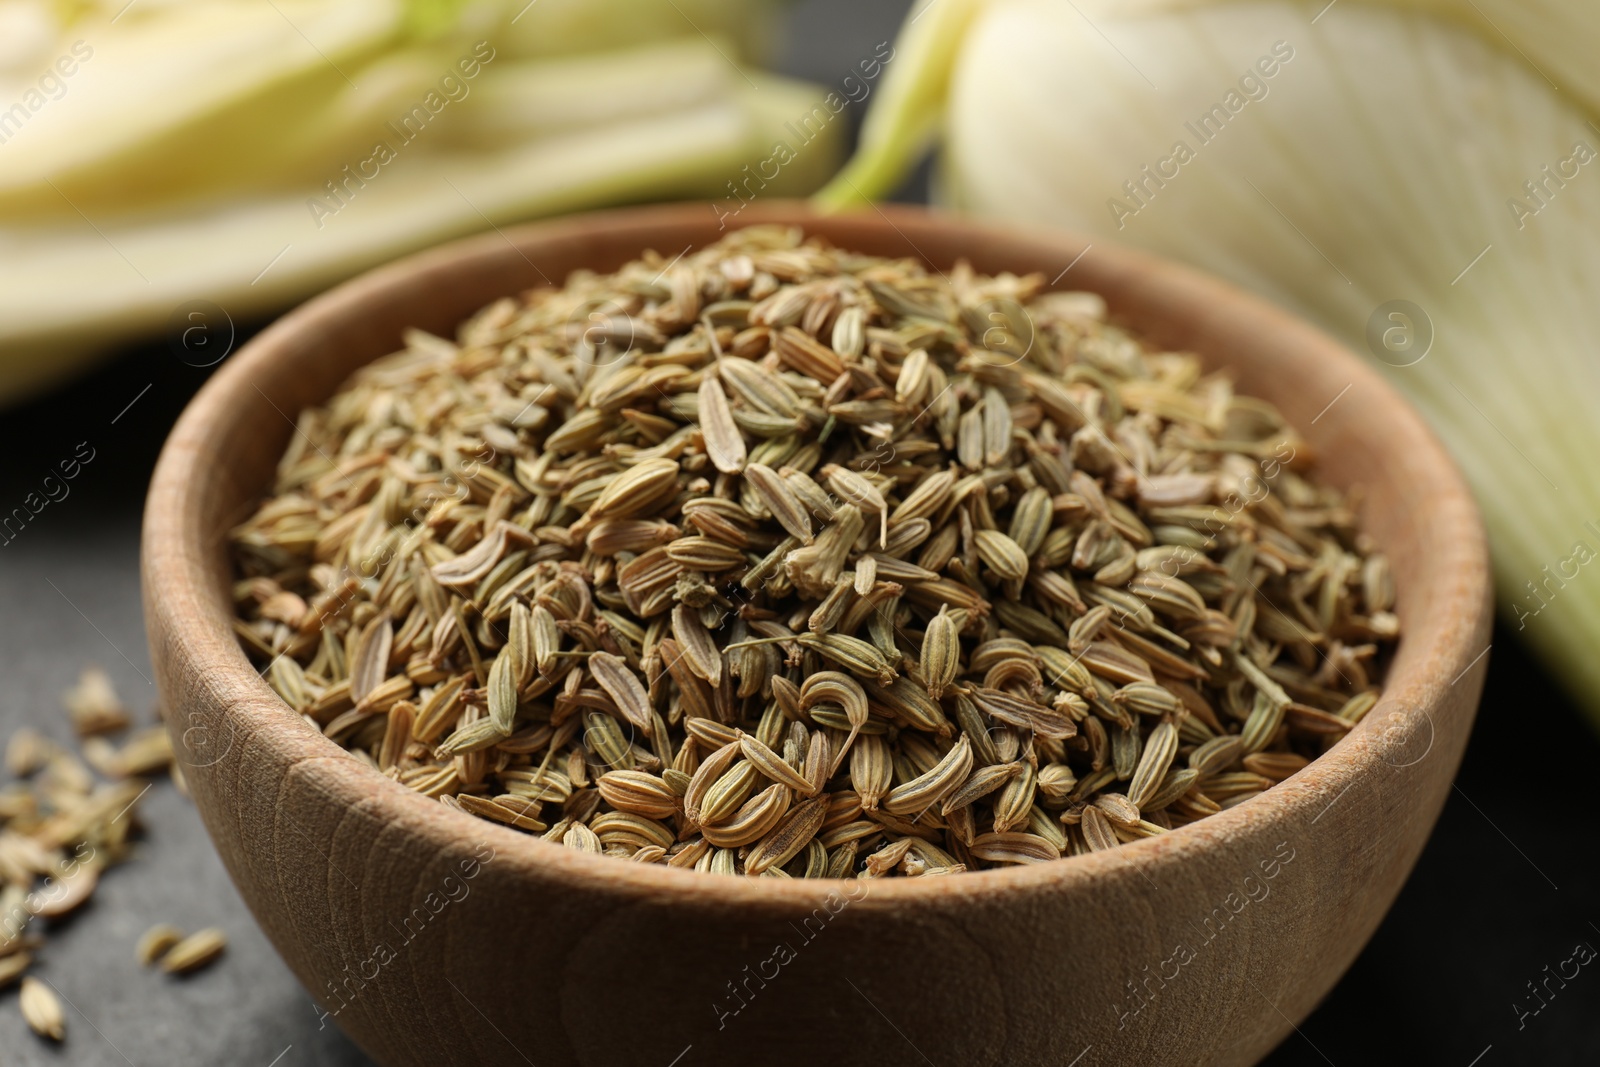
228;225;1399;879
2;668;211;1046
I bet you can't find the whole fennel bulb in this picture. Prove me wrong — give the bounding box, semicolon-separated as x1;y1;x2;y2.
822;0;1600;724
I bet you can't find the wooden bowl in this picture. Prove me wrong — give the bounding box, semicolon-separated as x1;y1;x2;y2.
142;202;1490;1067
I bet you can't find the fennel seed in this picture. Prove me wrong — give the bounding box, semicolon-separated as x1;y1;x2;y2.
3;666;179;1046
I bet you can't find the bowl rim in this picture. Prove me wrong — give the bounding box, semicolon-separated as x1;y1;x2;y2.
143;199;1491;907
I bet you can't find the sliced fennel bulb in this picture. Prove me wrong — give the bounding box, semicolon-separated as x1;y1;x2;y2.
0;0;403;208
0;0;54;69
0;69;842;398
0;0;827;401
822;0;1600;721
489;0;772;62
442;38;734;145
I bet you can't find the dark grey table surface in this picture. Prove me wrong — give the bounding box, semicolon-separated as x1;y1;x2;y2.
2;3;1597;1065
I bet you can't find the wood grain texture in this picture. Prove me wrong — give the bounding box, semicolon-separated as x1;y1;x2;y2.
140;202;1492;1067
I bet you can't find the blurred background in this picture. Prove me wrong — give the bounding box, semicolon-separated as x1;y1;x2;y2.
0;0;1596;1063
